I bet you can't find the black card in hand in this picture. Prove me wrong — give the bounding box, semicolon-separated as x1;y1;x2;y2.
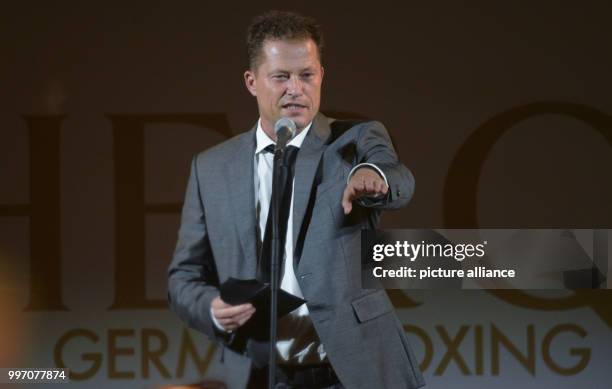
219;277;306;318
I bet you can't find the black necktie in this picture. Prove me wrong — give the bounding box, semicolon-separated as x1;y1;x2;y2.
257;145;299;284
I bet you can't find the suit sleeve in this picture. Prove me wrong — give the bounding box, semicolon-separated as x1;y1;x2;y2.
167;155;225;341
355;121;415;209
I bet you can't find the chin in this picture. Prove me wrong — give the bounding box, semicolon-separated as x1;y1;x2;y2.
294;116;313;130
294;120;307;130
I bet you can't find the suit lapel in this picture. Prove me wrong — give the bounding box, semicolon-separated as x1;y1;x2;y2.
292;113;331;251
227;115;331;277
227;126;258;277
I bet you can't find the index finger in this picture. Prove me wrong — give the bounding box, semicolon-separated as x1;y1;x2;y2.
342;184;356;213
214;303;254;319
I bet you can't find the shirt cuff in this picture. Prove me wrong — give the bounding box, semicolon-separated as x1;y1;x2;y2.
347;163;389;187
210;306;232;334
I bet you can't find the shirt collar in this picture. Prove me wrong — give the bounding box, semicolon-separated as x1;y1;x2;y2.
255;118;312;154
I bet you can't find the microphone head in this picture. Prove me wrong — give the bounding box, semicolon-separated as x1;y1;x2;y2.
274;117;297;140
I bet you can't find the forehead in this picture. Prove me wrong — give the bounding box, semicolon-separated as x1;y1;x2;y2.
256;39;320;71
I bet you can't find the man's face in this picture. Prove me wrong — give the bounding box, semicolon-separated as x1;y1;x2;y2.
244;38;324;135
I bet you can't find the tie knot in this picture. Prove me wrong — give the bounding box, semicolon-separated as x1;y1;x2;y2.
263;144;299;166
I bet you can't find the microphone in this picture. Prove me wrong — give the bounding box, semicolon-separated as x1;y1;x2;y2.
274;117;297;151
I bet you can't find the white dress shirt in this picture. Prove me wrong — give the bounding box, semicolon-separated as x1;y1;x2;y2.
212;119;388;365
253;120;327;364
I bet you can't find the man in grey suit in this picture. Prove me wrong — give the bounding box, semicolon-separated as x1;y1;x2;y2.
168;10;425;389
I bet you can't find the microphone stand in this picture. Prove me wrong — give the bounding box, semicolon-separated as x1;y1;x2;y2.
268;144;288;389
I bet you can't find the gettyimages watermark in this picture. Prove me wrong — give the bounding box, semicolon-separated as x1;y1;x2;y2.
361;229;609;289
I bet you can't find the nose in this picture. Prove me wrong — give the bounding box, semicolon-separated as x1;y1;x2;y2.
286;75;303;97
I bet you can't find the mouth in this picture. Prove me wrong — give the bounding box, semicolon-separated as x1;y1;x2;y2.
281;103;308;112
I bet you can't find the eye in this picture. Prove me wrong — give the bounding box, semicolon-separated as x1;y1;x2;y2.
301;72;314;79
272;74;289;81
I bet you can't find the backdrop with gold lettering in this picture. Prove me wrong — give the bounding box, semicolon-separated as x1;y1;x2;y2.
1;1;611;388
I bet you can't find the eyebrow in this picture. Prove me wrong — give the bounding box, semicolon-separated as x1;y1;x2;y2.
267;66;318;74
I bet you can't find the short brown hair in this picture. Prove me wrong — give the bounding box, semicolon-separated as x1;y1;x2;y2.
246;10;324;69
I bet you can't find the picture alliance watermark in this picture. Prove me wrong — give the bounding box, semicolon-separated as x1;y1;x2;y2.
361;229;608;290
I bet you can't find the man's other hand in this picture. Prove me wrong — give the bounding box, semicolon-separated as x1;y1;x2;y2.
342;167;388;214
211;296;256;332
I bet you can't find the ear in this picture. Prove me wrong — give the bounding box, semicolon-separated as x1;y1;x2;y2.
244;70;257;97
320;65;325;80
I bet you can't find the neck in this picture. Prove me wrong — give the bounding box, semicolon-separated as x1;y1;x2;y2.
260;119;277;141
261;119;304;142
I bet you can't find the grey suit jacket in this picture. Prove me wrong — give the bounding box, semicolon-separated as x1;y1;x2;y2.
168;113;425;389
